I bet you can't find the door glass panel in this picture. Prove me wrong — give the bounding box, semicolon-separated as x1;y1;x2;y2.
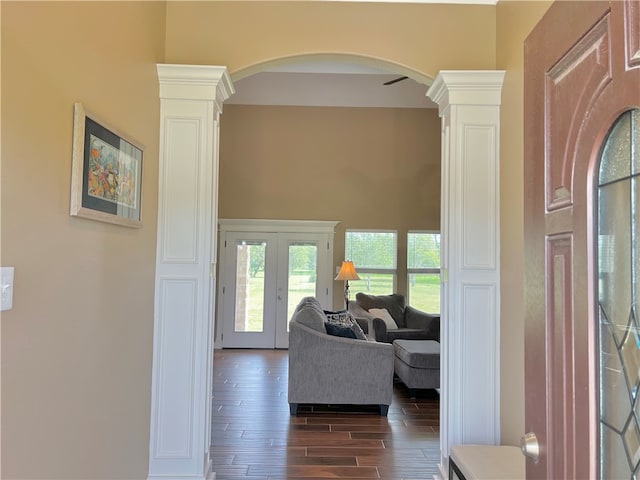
287;242;317;321
600;112;631;185
234;241;266;333
599;109;640;478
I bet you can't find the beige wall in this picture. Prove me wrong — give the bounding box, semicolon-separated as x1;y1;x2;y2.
496;0;552;446
219;105;441;307
1;2;165;478
165;1;497;79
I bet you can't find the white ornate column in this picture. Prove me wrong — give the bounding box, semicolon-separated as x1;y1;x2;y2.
427;71;505;477
149;65;234;480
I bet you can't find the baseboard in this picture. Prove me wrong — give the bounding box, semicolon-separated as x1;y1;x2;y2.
206;459;216;480
436;461;448;480
148;476;210;480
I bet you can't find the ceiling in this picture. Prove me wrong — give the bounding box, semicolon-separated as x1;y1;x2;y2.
226;61;438;109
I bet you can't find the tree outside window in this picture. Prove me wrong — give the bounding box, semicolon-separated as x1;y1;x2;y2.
345;230;397;295
407;231;440;313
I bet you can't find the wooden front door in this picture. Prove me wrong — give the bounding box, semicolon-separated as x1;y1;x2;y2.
524;1;640;478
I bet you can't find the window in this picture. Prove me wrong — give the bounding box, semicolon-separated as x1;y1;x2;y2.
407;231;440;313
345;230;397;295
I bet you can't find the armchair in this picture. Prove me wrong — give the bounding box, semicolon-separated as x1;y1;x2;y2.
348;292;440;343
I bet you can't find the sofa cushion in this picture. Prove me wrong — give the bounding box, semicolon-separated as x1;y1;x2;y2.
393;339;440;369
324;322;357;339
355;293;406;327
368;308;398;330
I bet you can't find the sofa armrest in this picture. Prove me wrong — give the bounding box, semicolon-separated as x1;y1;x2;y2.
405;306;440;341
372;317;389;343
348;300;376;335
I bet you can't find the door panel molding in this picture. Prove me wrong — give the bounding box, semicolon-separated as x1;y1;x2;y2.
625;0;640;67
545;14;612;211
545;234;575;480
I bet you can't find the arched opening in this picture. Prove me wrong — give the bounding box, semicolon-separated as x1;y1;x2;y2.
216;53;441;349
149;65;504;480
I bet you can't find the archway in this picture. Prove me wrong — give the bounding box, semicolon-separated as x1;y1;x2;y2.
147;62;503;480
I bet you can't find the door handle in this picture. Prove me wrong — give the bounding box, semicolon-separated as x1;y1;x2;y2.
521;432;540;462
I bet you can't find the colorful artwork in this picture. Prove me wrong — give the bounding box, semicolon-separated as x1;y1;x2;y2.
87;135;139;208
70;103;143;227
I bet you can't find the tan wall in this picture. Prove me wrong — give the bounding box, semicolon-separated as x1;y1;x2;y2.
496;0;552;446
165;1;497;80
1;2;165;478
219;105;441;308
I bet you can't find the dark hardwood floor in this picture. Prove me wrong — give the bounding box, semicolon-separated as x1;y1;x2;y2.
210;349;440;479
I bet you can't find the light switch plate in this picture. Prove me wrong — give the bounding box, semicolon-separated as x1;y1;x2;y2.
1;266;15;311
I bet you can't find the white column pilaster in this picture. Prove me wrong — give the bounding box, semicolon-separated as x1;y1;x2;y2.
427;70;505;477
149;64;234;480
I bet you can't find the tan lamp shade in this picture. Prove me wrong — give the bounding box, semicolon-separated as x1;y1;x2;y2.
335;261;360;281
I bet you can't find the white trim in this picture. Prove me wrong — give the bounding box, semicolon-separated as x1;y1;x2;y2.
219;218;338;234
427;70;504;476
149;64;233;480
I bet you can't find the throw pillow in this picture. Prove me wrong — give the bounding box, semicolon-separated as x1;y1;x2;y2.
324;321;357;339
324;310;367;340
368;308;398;330
355;292;406;327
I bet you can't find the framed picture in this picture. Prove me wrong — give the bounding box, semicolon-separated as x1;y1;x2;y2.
70;102;143;228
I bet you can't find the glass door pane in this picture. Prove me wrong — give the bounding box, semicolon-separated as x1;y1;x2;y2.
221;232;277;349
287;242;318;322
234;241;266;333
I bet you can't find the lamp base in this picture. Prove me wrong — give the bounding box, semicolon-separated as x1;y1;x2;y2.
343;280;350;310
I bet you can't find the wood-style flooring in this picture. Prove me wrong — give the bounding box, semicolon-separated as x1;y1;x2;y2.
210;349;440;479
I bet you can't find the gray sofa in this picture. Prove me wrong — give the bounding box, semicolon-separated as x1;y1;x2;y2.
288;296;394;416
348;292;440;344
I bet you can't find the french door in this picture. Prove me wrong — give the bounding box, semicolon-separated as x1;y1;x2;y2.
218;220;335;349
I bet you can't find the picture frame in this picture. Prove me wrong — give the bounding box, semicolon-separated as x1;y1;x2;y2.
70;102;143;228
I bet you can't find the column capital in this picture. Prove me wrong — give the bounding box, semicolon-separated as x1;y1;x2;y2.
427;70;505;115
157;64;235;112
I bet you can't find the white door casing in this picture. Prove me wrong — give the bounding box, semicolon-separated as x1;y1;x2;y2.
148;66;503;479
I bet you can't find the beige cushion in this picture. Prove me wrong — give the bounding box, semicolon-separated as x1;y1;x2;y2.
355;292;406;326
450;445;524;480
369;308;398;330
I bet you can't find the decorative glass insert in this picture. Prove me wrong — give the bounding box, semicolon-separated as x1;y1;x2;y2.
599;109;640;479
